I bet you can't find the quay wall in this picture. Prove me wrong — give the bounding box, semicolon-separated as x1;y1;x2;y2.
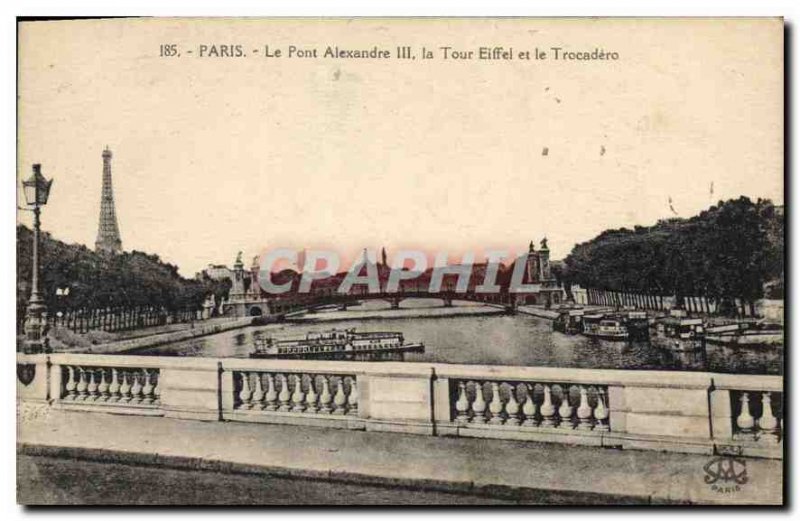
17;352;783;459
572;286;782;321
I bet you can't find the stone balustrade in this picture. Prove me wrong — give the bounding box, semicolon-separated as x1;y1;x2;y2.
709;374;783;458
60;365;161;407
16;352;783;459
29;354;168;416
731;390;783;442
452;379;609;431
233;370;358;416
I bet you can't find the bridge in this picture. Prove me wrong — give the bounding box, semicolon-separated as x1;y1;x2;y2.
221;240;566;318
256;289;518;317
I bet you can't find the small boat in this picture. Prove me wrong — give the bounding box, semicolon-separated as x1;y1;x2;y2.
553;308;585;335
651;316;705;351
250;328;425;360
583;317;629;341
705;322;783;348
617;310;650;341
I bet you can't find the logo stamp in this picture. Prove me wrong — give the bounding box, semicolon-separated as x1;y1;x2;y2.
703;455;748;494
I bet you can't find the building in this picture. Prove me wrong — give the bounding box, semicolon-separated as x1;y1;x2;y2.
199;264;235;281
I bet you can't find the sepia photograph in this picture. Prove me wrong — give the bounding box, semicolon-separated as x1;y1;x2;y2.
15;16;784;506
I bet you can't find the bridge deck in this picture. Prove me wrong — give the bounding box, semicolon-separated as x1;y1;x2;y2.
18;408;782;505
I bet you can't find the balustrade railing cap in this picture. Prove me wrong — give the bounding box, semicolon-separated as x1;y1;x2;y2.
31;354;783;394
431;363;719;389
712;373;783;392
48;353;219;371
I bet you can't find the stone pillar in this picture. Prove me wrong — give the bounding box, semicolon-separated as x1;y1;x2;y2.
17;353;51;403
538;238;551;281
709;389;734;440
360;367;436;435
160;359;222;421
229;252;247;302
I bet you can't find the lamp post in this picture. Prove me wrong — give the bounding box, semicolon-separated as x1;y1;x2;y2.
22;163;53;354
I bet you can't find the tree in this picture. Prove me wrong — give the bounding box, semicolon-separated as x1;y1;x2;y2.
17;225;228;331
560;197;782;316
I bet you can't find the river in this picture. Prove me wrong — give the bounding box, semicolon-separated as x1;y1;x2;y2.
135;300;782;375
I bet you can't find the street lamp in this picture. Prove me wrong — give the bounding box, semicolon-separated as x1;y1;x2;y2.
21;163;53;354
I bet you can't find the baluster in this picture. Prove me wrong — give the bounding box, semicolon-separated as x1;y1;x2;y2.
97;369;110;402
141;370;154;405
64;366;77;400
558;387;574;429
756;392;779;442
736;392;755;437
540;385;556;427
521;384;537;426
504;383;521;426
305;376;319;413
76;368;88;400
333;377;347;415
319;376;333;414
130;372;143;404
347;379;358;416
593;388;609;432
238;372;253;409
471;381;487;423
455;381;470;423
264;373;278;411
576;386;593;430
278;374;292;411
86;369;99;401
488;382;504;424
152;372;161;404
251;373;265;410
291;374;306;413
119;372;132;403
108;368;121;402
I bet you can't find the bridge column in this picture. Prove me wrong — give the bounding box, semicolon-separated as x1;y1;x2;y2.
443;297;453;308
338;303;348;311
504;296;518;314
390;298;400;310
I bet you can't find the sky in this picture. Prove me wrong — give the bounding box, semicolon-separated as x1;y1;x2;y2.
17;18;783;277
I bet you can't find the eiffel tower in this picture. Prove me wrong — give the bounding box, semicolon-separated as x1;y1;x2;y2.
95;147;123;254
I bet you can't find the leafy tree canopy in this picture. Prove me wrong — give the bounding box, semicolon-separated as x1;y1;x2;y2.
17;225;229;312
560;197;783;303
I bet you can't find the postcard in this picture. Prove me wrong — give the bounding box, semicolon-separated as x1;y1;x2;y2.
16;17;784;505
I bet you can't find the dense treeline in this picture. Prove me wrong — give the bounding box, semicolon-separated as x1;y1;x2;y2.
560;197;783;316
17;225;230;330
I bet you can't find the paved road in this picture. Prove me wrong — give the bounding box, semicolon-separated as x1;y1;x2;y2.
18;455;525;505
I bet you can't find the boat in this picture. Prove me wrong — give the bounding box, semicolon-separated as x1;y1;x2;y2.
582;317;630;341
553;308;584;335
250;328;425;360
616;310;650;341
651;316;705;351
705;322;783;348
